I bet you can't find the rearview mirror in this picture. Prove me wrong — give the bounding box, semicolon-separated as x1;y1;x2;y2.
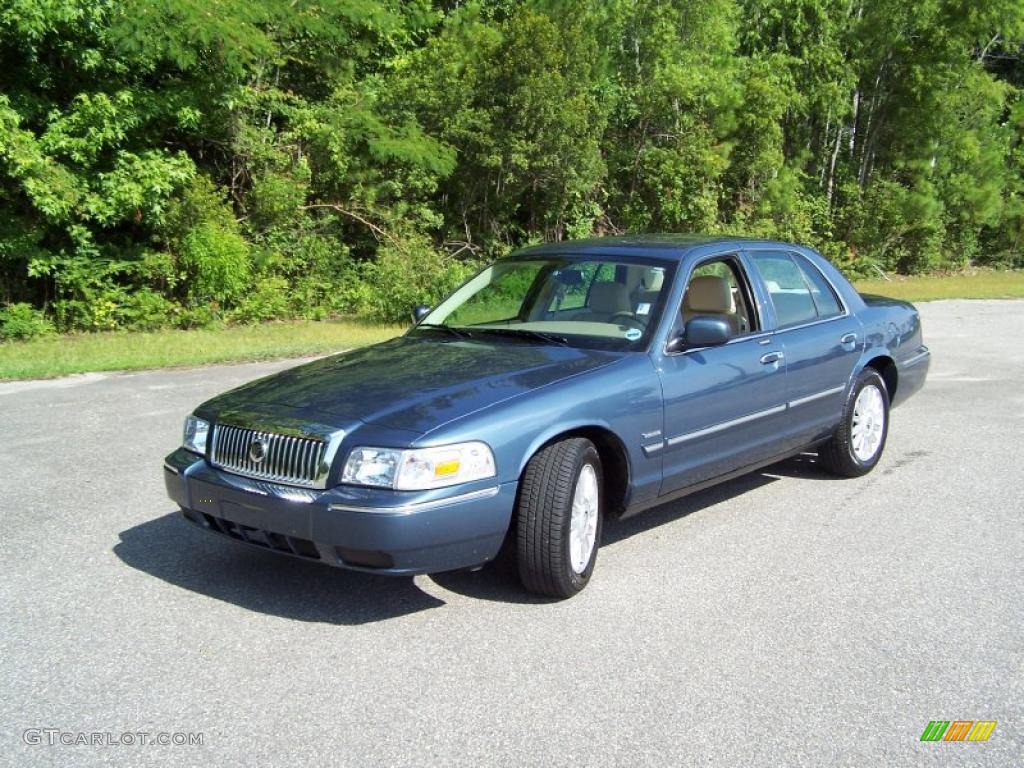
552;269;585;287
412;305;431;324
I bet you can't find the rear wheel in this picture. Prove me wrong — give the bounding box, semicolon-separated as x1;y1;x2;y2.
818;368;890;477
516;438;603;598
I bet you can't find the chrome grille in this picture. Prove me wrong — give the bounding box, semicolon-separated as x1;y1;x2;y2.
209;424;327;488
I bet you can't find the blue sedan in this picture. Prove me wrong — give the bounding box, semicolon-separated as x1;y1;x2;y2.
164;236;930;597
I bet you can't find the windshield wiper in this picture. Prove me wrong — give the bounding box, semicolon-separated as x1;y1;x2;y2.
472;327;570;346
415;323;474;340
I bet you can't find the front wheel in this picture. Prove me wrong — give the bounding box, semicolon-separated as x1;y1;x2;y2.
516;438;603;598
818;368;890;477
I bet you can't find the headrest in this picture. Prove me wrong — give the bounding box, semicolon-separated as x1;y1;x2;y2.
684;275;735;314
641;268;664;292
589;282;631;315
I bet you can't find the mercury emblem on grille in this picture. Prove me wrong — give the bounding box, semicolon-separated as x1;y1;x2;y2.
249;437;269;464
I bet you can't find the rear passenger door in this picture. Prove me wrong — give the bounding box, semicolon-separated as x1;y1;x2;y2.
744;249;862;450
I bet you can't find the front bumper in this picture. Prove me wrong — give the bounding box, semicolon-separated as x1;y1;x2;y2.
164;447;516;575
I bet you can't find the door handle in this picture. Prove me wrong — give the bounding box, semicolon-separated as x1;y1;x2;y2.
760;351;784;365
840;333;857;346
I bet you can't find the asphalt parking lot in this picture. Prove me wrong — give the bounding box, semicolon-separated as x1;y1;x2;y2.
1;299;1021;767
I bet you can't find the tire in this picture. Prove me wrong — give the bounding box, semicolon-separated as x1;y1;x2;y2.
516;438;603;598
817;368;890;477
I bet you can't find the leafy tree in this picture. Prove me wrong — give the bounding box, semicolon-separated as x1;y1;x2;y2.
1;0;1023;333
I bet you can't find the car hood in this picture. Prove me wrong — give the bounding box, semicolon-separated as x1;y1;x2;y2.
199;335;623;435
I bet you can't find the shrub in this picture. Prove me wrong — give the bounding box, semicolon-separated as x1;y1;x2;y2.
230;276;292;323
353;236;478;322
121;289;176;331
162;176;252;306
175;304;222;330
179;221;252;305
0;302;56;341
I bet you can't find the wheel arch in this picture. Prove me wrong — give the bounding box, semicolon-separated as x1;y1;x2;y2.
861;353;898;400
517;424;631;517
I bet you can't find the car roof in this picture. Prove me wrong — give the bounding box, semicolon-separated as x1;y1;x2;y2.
512;235;805;262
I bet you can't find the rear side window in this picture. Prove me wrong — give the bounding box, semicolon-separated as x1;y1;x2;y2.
750;251;818;327
751;251;845;327
793;254;843;319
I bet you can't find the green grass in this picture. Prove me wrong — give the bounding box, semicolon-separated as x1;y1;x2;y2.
3;269;1022;382
853;269;1024;302
0;319;403;381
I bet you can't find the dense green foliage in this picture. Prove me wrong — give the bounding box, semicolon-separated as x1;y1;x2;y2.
2;0;1023;337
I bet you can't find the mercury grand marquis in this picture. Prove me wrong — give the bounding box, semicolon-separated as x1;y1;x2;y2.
164;236;930;598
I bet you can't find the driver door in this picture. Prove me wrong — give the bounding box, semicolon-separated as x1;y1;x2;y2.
657;254;789;495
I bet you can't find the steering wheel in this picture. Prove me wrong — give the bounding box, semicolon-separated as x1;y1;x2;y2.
608;312;646;330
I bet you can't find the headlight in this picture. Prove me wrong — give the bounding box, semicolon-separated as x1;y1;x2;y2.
342;441;496;490
183;415;210;455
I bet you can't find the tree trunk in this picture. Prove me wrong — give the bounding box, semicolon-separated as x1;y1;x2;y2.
849;88;860;156
826;121;843;206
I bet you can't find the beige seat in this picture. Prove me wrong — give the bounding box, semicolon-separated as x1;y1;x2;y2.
577;282;631;322
683;275;740;335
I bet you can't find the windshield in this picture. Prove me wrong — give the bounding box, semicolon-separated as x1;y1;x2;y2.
416;256;675;349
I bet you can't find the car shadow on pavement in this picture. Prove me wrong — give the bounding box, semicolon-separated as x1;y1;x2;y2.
117;455;840;615
114;512;446;625
433;455;834;603
602;471;778;546
759;452;847;482
429;564;562;605
604;453;844;546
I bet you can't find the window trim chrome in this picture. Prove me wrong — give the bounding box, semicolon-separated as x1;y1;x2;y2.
770;311;850;336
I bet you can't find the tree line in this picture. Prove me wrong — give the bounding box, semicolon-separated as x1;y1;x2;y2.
1;0;1022;337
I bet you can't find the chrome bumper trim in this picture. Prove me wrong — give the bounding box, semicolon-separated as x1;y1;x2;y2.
328;486;500;515
902;347;931;368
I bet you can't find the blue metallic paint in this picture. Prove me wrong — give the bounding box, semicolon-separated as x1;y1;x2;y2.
165;236;929;575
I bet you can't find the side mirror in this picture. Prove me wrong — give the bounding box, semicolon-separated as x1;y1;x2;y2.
666;316;731;353
411;305;431;324
685;316;731;347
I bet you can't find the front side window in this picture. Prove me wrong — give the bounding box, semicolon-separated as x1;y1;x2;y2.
681;257;758;337
418;256;675;349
